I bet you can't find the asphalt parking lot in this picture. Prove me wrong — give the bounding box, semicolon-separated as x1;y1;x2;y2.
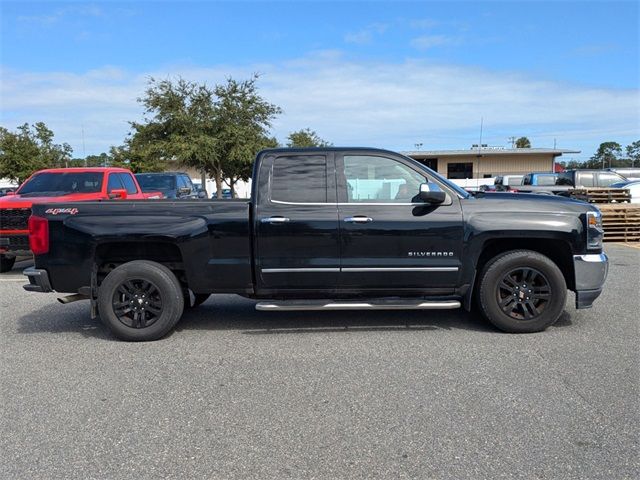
1;245;638;480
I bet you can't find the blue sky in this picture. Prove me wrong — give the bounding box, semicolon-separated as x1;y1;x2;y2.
1;0;639;161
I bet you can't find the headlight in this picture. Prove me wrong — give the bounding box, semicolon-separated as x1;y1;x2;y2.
586;210;604;250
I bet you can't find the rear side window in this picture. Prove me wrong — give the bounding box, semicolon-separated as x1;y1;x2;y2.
271;155;327;203
537;175;557;186
118;173;138;194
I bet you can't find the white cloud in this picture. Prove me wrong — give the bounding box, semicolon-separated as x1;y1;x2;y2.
344;23;388;45
1;53;638;157
410;34;458;50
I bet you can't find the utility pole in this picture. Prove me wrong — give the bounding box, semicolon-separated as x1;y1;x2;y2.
81;125;86;166
508;136;516;148
414;143;423;151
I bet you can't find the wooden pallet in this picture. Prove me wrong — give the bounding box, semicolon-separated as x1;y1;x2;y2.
599;204;640;242
570;188;631;203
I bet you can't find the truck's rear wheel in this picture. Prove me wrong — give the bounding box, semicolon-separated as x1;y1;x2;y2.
478;250;566;333
97;260;184;341
0;255;16;273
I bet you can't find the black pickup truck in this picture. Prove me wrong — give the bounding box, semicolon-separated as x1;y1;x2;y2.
23;148;609;341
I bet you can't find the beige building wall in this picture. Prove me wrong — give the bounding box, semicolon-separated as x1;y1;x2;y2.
430;154;555;179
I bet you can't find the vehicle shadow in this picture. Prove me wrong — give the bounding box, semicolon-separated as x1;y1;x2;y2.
16;295;574;340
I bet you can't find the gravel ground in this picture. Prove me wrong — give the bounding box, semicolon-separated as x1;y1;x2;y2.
1;245;638;480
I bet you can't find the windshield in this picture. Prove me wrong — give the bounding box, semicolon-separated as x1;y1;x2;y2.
135;174;176;191
18;172;103;195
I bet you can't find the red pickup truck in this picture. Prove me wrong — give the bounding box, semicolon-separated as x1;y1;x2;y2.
0;167;162;272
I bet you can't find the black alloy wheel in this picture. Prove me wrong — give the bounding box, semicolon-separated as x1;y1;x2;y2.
497;267;551;320
478;250;566;333
112;279;163;328
97;260;184;341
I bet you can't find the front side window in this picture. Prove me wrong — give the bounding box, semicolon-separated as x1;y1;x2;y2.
118;173;138;194
343;155;426;203
598;172;624;187
107;174;124;193
271;155;327;203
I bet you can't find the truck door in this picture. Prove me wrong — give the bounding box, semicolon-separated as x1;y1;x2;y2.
336;152;464;291
254;152;340;292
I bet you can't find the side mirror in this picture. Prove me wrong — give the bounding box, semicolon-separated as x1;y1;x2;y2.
109;189;128;200
197;191;206;199
178;187;192;195
418;183;446;204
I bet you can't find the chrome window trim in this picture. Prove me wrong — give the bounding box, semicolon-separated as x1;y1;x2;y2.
270;199;429;206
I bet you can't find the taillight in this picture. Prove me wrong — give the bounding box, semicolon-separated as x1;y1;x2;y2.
28;215;49;255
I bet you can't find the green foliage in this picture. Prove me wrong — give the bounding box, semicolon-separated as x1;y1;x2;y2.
626;140;640;167
515;136;531;148
124;75;281;197
0;122;72;183
287;128;331;148
588;141;623;169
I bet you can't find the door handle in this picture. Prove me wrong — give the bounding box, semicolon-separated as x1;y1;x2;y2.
261;216;290;224
344;216;373;223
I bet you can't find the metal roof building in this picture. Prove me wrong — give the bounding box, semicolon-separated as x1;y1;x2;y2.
403;148;580;179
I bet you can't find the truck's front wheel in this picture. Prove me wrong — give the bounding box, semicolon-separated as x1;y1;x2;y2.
478;250;566;333
97;260;184;341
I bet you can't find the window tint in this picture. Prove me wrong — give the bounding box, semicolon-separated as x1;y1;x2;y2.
107;174;124;193
118;173;138;194
271;155;327;203
19;172;103;195
180;175;193;189
343;155;426;203
523;174;532;185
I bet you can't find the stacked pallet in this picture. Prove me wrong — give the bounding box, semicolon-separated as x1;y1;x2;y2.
570;188;631;204
598;204;640;243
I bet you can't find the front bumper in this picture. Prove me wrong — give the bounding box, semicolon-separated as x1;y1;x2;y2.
573;253;608;309
23;267;53;293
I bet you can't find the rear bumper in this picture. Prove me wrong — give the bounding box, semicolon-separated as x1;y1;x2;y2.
573;253;608;309
23;267;53;293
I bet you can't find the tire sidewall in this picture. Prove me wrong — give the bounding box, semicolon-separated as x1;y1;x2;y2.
479;251;567;333
0;255;16;273
97;260;184;341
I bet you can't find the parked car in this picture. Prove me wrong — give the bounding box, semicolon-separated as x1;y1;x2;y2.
517;169;628;195
494;175;524;191
608;168;640;181
610;180;640;203
135;172;205;199
24;147;608;341
522;172;558;186
212;189;233;199
0;167;162;272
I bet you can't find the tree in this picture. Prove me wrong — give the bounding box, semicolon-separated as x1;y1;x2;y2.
626;140;640;168
125;75;280;197
0;122;72;183
589;142;622;169
287;128;331;148
210;75;282;198
515;136;531;148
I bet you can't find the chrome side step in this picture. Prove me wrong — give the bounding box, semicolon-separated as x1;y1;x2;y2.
255;299;461;311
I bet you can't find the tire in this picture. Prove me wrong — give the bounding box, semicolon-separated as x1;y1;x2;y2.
97;260;184;341
478;250;566;333
0;255;16;273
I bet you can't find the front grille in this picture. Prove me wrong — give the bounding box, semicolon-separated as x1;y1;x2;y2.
0;208;31;230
